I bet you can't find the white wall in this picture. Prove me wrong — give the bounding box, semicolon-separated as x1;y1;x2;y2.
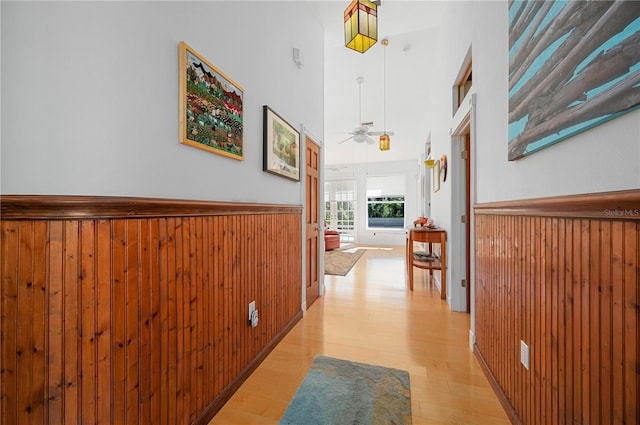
1;1;325;205
427;1;640;312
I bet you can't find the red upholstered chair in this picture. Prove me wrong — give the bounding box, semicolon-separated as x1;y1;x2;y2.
324;229;340;251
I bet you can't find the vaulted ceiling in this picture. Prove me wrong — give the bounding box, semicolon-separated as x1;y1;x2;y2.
312;1;447;165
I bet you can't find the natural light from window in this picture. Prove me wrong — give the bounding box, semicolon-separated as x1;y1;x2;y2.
366;175;405;229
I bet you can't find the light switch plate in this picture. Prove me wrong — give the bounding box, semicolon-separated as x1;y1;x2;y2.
520;340;530;370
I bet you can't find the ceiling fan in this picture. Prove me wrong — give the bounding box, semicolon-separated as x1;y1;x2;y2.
338;76;395;145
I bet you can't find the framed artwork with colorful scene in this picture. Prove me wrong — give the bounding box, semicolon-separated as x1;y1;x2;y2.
263;105;300;181
179;41;244;160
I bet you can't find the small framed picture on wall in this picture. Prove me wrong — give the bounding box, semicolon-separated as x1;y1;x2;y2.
433;160;441;192
263;105;300;181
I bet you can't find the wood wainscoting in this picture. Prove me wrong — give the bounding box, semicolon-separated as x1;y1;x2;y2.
474;189;639;425
0;195;303;425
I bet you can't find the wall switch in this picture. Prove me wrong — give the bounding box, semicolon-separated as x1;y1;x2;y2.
520;340;530;370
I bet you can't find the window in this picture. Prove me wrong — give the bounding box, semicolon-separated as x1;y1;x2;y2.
366;175;405;229
453;50;473;115
457;64;472;108
367;196;405;228
325;180;356;241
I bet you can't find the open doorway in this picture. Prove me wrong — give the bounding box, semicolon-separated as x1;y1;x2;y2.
451;51;473;314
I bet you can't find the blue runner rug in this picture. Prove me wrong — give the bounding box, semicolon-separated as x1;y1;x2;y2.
280;355;412;425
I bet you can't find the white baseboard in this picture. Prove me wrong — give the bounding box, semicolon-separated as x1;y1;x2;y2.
469;330;476;350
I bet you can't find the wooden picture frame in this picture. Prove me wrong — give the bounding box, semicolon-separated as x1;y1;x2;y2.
263;105;300;181
179;41;244;160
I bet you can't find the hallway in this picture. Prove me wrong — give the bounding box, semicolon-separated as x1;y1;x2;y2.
210;246;509;424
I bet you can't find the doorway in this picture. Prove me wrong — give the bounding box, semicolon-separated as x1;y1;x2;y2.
452;108;472;314
324;180;356;243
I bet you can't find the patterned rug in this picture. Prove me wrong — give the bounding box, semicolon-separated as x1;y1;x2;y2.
280;355;412;425
324;249;366;276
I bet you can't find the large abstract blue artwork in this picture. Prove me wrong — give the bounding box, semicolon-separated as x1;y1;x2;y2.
508;1;640;160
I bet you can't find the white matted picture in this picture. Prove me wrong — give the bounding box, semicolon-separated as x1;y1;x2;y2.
263;105;300;181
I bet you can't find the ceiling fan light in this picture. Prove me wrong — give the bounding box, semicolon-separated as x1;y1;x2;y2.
379;134;390;151
344;0;378;53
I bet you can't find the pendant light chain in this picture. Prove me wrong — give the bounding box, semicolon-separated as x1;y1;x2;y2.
383;40;387;134
359;77;363;125
380;38;390;151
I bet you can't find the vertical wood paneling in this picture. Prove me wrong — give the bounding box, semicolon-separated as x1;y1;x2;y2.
47;221;64;423
95;220;112;424
183;216;193;424
571;220;581;424
80;221;97;425
32;222;47;425
125;220;140;425
164;217;176;425
533;216;542;425
2;221;19;424
580;220;590;425
64;221;81;423
17;222;34;424
148;219;161;425
475;206;639;425
600;221;612;424
112;221;126;425
589;221;601;423
611;221;624;424
623;222;638;425
1;199;302;425
138;219;151;425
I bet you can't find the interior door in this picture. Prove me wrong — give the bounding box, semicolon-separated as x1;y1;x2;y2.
305;136;320;308
464;134;471;313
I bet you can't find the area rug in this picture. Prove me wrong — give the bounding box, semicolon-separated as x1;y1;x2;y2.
279;355;412;425
324;249;366;276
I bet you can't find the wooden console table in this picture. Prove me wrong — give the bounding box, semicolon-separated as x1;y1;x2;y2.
406;228;446;298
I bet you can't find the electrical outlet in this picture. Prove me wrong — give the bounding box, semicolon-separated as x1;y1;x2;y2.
248;301;258;327
248;301;255;322
520;340;530;370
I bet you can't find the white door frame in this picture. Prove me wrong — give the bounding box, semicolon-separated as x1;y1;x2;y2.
450;93;477;348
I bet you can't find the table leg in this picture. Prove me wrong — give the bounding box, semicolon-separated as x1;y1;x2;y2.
406;235;414;290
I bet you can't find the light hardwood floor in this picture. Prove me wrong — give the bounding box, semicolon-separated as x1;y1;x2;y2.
209;246;510;424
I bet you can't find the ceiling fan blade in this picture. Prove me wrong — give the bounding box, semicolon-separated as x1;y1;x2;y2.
368;130;395;136
337;135;355;144
366;136;376;144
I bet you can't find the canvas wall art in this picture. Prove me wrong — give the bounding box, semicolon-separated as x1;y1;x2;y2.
179;41;244;160
508;1;640;160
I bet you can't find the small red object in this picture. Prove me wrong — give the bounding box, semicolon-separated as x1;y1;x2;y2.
413;217;428;227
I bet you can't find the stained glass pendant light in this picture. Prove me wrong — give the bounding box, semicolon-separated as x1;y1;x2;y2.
379;38;390;151
344;0;378;54
379;134;390;151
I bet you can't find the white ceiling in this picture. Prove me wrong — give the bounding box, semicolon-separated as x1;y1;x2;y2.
311;1;446;165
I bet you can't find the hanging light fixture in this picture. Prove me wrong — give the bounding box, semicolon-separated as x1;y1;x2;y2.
424;146;435;168
379;38;390;151
344;0;378;54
